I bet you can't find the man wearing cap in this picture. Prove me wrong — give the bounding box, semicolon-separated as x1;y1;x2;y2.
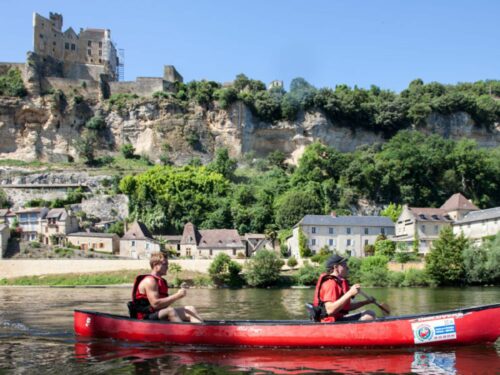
313;254;376;323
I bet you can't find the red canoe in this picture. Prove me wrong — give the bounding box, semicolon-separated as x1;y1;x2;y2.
74;303;500;348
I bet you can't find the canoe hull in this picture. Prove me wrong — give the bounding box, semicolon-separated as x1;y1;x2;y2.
74;304;500;348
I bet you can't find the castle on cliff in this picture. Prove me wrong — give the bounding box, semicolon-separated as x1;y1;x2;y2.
33;12;119;82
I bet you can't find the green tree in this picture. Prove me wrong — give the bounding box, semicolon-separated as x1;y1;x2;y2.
374;239;396;258
243;250;284;287
0;188;9;208
381;203;403;222
359;255;389;286
463;232;500;284
425;227;468;286
275;189;322;229
208;148;237;180
298;228;312;258
208;253;243;287
106;221;125;237
74;129;98;165
0;68;27;97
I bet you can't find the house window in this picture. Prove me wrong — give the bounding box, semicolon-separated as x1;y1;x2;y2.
311;239;316;246
186;248;191;257
434;225;439;234
311;227;316;234
364;228;369;235
199;250;202;256
421;225;426;234
329;239;333;246
131;240;135;247
100;243;104;248
381;228;386;235
346;228;351;235
329;227;334;234
346;239;351;246
65;42;69;49
146;243;150;250
232;249;236;255
209;249;213;256
365;239;369;245
71;43;75;50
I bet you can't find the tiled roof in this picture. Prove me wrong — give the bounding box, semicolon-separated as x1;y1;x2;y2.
454;207;500;224
197;229;245;249
46;208;67;220
297;215;394;227
441;193;479;211
67;232;118;238
122;221;154;240
408;207;452;222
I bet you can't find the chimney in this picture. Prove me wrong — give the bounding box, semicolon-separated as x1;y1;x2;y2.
330;211;337;218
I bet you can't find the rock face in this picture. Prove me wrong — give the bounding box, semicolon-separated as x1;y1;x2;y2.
0;96;499;165
81;194;129;221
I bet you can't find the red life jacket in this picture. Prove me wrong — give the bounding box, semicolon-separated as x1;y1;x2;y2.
130;274;169;320
313;273;350;322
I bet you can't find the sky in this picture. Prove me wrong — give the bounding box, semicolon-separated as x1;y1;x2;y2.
1;0;499;92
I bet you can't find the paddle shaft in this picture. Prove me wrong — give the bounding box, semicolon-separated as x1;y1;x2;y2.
359;290;391;315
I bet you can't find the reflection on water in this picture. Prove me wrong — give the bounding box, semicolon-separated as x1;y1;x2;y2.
0;286;499;374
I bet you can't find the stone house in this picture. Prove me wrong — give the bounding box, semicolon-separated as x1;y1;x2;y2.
0;224;11;258
40;208;80;245
120;221;161;259
287;214;395;258
66;232;119;254
14;207;49;242
179;222;245;259
243;233;274;256
453;207;500;243
393;193;478;254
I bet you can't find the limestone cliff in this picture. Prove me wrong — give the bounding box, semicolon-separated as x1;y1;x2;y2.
0;95;498;164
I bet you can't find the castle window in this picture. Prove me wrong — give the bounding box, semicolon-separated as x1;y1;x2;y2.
88;41;92;47
99;41;102;48
53;41;56;46
71;44;75;50
65;43;69;49
99;50;102;56
87;49;91;56
99;59;102;63
39;34;43;38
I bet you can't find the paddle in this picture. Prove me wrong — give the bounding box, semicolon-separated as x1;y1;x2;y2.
359;290;391;316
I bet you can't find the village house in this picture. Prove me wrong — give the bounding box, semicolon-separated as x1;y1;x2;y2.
14;207;49;242
393;193;479;254
243;233;275;256
287;214;395;258
66;232;120;254
453;207;500;243
120;221;161;259
179;222;246;259
40;208;79;245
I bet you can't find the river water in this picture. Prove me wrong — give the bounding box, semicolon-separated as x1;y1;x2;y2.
0;286;499;374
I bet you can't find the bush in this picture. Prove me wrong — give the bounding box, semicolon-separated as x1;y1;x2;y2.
0;68;27;97
402;269;430;287
294;262;322;286
208;253;243;287
121;143;135;159
244;250;284;287
193;275;212;287
374;240;396;258
387;271;405;287
359;255;389;286
287;256;298;268
85;115;106;131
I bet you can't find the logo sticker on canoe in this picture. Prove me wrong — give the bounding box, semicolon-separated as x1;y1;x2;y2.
412;318;456;344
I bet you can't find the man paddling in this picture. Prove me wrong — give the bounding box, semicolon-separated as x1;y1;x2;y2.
129;252;203;323
313;254;376;323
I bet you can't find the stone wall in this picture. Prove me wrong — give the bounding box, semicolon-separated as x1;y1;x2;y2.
0;63;26;77
0;258;306;279
109;77;167;97
62;62;107;82
42;77;100;99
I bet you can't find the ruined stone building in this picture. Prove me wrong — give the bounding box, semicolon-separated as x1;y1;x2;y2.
33;11;119;81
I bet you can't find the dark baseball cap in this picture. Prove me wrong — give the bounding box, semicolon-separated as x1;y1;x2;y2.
326;254;347;270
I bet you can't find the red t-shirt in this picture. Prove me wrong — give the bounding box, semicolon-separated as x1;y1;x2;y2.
317;276;350;323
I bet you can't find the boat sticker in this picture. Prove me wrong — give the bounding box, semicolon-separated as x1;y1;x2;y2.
411;313;463;323
411;318;457;344
85;317;91;327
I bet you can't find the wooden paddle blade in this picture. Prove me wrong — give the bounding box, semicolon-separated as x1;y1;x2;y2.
377;302;391;316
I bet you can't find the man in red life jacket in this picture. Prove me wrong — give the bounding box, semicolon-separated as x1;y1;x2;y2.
132;252;203;322
313;254;376;323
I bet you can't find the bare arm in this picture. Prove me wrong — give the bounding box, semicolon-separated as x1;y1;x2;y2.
142;278;186;310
